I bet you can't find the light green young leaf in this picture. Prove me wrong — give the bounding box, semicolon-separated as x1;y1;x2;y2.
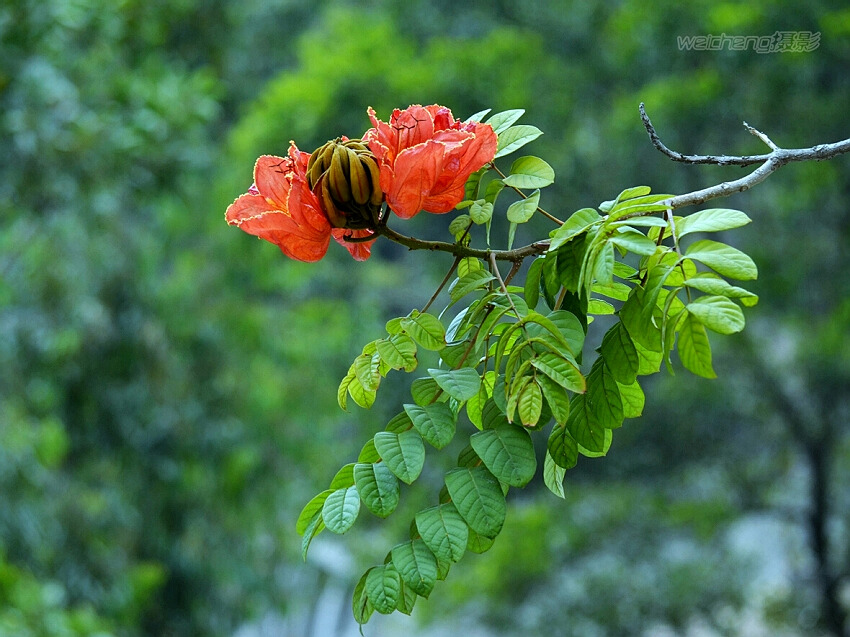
677;312;717;378
322;486;361;534
415;503;468;563
391;540;438;598
374;430;425;485
297;489;333;535
549;208;602;251
376;334;418;371
404;403;457;449
616;379;646;418
686;295;746;334
470;421;537;487
683;276;758;307
401;311;446;351
428;367;481;401
449;270;496;303
506;189;541;224
543;451;567;498
517;380;543;427
588;298;615;315
354;353;381;391
486;108;525;133
609;230;658;256
466;108;492;122
677;208;752;236
445;466;506;537
495;125;543;158
685;240;758;281
469;199;494;224
329;463;356;489
531;352;586;393
503;156;555;189
358;439;381;463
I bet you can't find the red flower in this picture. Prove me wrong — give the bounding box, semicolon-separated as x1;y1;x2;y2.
225;143;374;262
364;105;498;219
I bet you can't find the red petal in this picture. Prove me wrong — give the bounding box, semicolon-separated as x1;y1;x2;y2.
332;228;375;261
385;140;444;218
225;194;331;262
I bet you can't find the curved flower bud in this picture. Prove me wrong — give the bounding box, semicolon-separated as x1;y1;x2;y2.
363;104;498;219
225;142;374;262
306;138;384;230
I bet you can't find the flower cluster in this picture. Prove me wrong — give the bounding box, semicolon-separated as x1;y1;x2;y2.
225;105;497;262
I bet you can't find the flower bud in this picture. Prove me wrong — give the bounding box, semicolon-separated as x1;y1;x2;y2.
306;138;384;229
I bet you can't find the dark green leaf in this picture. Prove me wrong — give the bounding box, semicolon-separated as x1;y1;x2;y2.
600;322;639;385
374;430;425;485
365;564;401;615
543;450;567;498
470;421;537;487
586;360;624;429
547;423;578;469
415;503;468;563
404;403;457;449
566;395;605;452
354;462;400;518
445;466;506;537
391;540;438;598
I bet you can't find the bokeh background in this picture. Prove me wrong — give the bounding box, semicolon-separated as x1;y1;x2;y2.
1;1;849;635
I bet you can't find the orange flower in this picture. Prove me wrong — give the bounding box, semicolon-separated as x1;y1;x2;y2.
364;105;498;219
226;143;374;262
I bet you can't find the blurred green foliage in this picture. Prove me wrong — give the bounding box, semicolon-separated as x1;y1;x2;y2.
0;0;848;635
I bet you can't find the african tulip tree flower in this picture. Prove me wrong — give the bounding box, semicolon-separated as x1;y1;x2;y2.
225;142;375;262
363;104;498;219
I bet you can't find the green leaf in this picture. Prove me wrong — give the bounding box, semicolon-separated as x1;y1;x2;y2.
365;564;401;615
616;379;645;418
469;199;494;224
686;295;746;334
358;439;381;463
537;374;571;424
600;322;639;385
683;276;758;307
503;156;555;189
428;367;481;401
448;214;472;237
354;463;400;518
449;270;496;303
678;313;716;378
517;380;543;427
352;570;374;624
445;466;507;537
391;540;438;598
301;512;324;561
677;208;752;237
297;489;332;535
466;528;496;553
486;108;525;133
543;451;567;498
385;410;413;433
484;178;506;204
506;189;540;223
404;403;457;449
577;428;613;457
685;240;758;281
546;310;586;355
525;257;544;310
566;395;605;452
470;421;537;487
458;257;483;277
549;208;602;251
415;503;468;563
588;298;615;315
612;215;668;228
495;125;543;159
547;423;578;469
466;108;492;122
531;352;586;393
410;377;441;407
337;366;355;411
354;353;381;391
397;579;417;615
401;311;446;351
591;241;615;286
555;234;589;292
322;486;360;534
329;463;356;489
609;230;658;256
586;360;624;429
376;334;418;372
374;430;425;485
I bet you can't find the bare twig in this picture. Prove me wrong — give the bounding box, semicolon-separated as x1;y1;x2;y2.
374;223;549;261
640;102;850;210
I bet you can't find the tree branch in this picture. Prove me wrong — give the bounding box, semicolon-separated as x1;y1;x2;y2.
374;223;549;261
640;102;850;209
